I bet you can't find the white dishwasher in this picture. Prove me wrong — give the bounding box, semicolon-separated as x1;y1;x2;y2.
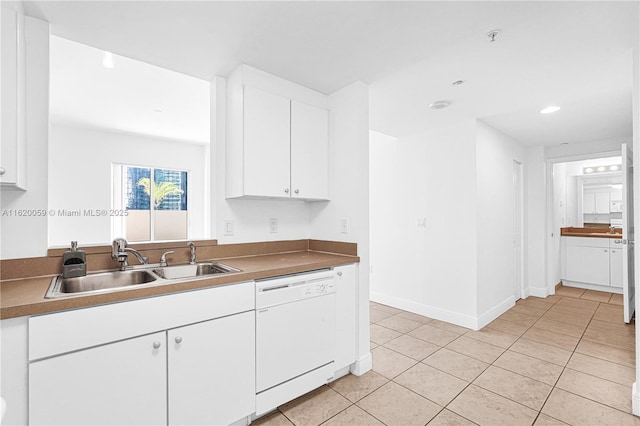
255;269;336;414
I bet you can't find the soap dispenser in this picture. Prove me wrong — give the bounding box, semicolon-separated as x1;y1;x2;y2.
62;241;87;278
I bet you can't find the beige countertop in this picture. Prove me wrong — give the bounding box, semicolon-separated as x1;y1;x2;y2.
0;250;358;319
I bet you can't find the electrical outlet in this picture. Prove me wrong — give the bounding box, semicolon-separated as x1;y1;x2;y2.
269;218;278;233
224;220;234;236
340;218;349;234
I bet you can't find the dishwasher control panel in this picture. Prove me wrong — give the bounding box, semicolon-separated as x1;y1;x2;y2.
256;270;336;308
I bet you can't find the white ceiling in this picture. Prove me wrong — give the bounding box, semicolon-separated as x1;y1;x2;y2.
25;1;639;146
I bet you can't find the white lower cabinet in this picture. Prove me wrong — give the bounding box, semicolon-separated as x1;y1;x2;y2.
28;283;256;426
168;311;255;426
334;264;357;372
609;246;623;288
562;237;622;289
29;332;167;426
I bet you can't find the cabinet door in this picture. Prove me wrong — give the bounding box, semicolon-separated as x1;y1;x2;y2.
334;264;357;372
29;332;167;426
168;311;255;426
0;6;22;187
243;86;291;197
595;192;610;214
583;192;596;214
291;100;329;200
610;246;623;288
565;245;610;286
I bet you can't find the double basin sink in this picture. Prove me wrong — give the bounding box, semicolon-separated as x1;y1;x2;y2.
45;262;241;298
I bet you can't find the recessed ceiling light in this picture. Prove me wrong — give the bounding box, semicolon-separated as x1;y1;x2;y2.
609;165;620;171
153;109;163;113
102;51;114;69
585;167;594;173
597;166;606;172
540;105;561;114
429;100;451;110
452;80;465;86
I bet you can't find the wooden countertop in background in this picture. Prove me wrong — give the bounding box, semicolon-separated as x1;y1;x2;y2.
0;250;359;319
560;227;622;239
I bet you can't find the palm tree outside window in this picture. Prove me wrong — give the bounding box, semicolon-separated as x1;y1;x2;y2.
113;165;189;242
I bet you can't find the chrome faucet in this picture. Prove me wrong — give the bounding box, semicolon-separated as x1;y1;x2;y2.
111;238;148;271
188;241;196;265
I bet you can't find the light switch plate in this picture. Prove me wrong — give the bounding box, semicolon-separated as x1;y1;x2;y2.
340;218;349;234
224;220;234;236
269;218;278;233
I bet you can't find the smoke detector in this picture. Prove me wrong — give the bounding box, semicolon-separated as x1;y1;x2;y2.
486;30;501;42
429;100;451;110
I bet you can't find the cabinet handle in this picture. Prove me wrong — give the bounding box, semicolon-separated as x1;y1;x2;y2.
294;189;299;194
175;336;182;344
284;188;290;194
337;271;343;276
604;249;608;253
152;341;161;349
612;250;616;253
0;167;5;176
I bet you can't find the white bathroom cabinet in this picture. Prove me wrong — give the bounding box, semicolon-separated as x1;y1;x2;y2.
561;237;623;290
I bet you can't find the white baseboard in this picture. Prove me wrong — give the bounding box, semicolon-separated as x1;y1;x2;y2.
477;296;516;330
350;352;372;376
370;291;479;330
528;287;548;298
562;280;623;294
633;382;640;416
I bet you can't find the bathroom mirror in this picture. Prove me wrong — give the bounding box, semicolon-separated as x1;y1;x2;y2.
47;36;211;247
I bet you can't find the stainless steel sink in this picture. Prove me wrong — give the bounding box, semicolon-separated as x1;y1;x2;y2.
152;262;240;280
45;270;158;298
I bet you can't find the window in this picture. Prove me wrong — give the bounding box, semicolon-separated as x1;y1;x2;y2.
113;164;189;242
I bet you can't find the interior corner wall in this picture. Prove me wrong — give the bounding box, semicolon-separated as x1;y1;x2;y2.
309;81;371;362
369;120;479;328
524;145;547;297
0;16;49;260
475;121;524;326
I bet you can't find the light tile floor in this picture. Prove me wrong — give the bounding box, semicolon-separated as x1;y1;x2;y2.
254;286;637;425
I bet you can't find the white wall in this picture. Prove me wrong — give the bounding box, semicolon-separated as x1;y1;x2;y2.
0;16;49;259
369;121;480;328
48;124;208;246
309;81;371;371
475;121;524;324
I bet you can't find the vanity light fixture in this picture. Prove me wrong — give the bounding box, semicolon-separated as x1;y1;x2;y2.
540;105;561;114
583;164;621;174
102;51;115;69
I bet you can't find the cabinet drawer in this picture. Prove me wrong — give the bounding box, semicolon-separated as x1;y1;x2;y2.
29;281;254;360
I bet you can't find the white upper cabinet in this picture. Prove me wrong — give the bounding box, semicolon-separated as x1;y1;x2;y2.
291;100;329;200
226;65;329;201
243;86;292;198
0;5;27;190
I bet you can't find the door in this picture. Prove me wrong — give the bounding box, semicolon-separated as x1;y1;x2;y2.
291;100;329;200
168;311;255;426
513;160;524;300
29;332;167;425
243;85;291;197
622;143;635;323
